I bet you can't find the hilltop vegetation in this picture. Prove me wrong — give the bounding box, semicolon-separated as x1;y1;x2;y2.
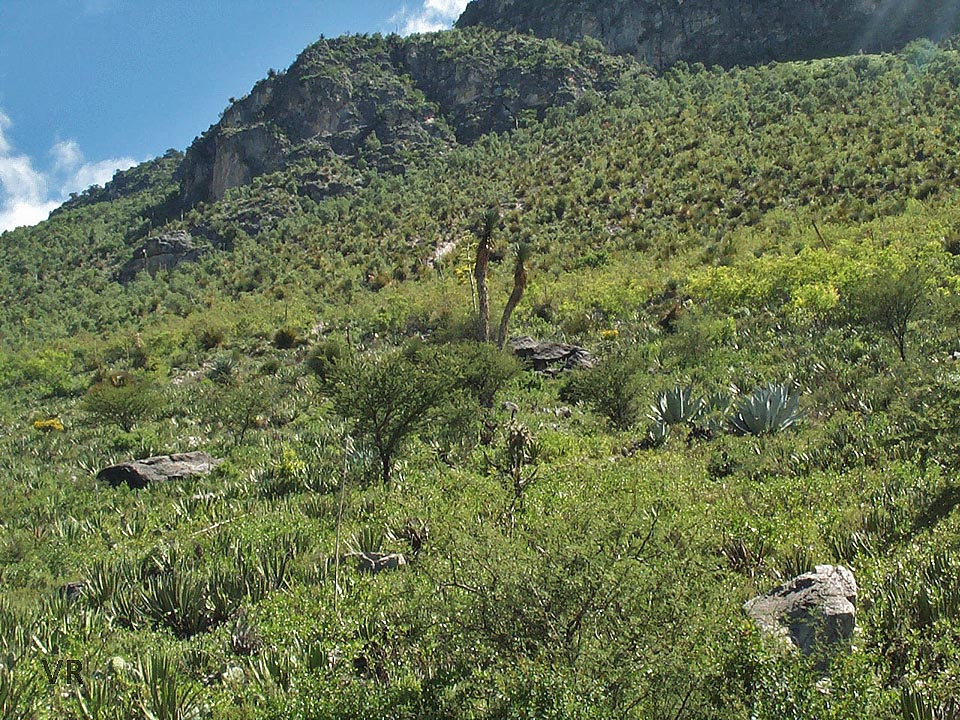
2;28;960;719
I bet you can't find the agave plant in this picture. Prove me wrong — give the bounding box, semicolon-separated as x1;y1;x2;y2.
138;654;204;720
649;385;703;426
140;570;212;639
728;383;805;436
646;421;670;448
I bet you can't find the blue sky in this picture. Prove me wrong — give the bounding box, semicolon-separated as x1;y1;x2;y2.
0;0;469;231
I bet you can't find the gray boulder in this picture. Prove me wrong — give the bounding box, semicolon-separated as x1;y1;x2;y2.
97;452;222;489
356;552;407;574
508;336;596;374
119;231;204;283
744;565;857;656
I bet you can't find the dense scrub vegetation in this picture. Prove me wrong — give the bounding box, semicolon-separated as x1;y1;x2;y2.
3;29;960;718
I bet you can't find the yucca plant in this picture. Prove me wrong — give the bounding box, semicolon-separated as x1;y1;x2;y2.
0;600;29;665
649;385;703;426
138;654;204;720
230;611;263;657
346;526;384;556
901;687;959;720
728;383;805;436
0;665;38;720
140;570;212;639
70;675;127;720
254;546;292;592
247;649;295;700
84;557;131;608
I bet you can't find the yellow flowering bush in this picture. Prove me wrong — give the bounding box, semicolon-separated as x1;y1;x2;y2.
33;417;64;432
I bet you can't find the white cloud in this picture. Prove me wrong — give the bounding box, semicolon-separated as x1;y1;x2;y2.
0;110;138;233
389;0;469;35
51;139;83;173
81;0;115;15
0;112;12;155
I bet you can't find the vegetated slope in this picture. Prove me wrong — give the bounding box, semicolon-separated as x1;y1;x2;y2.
3;37;960;347
457;0;960;69
4;31;960;719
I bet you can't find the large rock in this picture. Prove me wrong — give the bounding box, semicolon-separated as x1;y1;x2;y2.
356;552;407;574
458;0;960;70
119;231;204;283
744;565;857;656
97;452;222;489
509;336;596;374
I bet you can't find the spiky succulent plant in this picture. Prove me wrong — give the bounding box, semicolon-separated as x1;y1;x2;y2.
649;385;703;426
728;383;805;436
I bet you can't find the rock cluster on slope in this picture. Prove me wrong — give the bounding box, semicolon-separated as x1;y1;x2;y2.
97;452;222;489
118;231;204;283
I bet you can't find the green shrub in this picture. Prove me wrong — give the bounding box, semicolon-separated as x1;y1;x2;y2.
561;350;644;429
330;348;455;484
81;372;160;432
0;665;38;720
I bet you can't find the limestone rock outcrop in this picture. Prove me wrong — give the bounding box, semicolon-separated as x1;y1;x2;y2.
457;0;960;70
176;32;627;205
744;565;858;656
97;452;222;489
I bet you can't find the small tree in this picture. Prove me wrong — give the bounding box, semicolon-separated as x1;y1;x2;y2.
857;264;926;361
203;375;278;447
331;350;454;484
445;341;521;409
82;372;158;432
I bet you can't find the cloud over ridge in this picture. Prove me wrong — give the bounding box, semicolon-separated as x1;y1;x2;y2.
390;0;469;35
0;111;138;233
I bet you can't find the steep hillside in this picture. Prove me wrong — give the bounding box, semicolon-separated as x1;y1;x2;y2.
4;26;960;720
457;0;960;68
4;38;960;347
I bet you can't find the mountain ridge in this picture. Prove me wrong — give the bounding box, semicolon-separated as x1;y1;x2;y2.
176;30;631;207
456;0;960;69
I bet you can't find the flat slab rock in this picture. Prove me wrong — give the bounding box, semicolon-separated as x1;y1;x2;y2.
97;452;222;489
744;565;857;656
508;335;595;373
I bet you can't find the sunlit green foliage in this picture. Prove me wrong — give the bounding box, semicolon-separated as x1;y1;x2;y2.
3;29;960;720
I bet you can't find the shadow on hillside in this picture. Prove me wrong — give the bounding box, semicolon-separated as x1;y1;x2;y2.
912;485;960;535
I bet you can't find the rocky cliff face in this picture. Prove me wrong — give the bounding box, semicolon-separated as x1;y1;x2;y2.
177;30;628;206
456;0;960;69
